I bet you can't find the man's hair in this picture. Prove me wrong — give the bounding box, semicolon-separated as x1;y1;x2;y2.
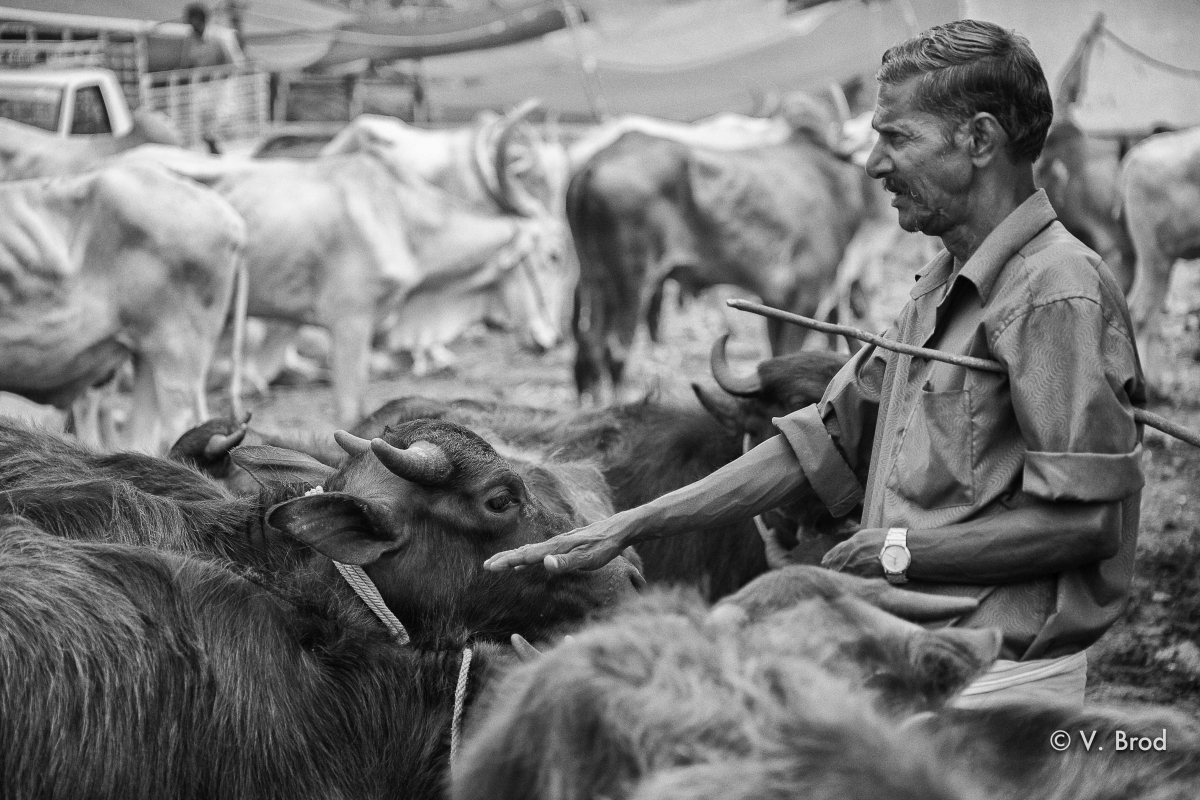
876;19;1053;162
185;3;208;22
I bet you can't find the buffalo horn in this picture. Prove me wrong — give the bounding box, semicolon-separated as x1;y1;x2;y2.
333;429;372;457
869;584;980;623
202;426;248;460
370;438;453;485
710;333;763;397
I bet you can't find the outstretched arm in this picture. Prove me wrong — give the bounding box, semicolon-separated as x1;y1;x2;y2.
484;434;806;573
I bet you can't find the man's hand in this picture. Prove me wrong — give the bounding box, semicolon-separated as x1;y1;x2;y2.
484;513;636;573
820;527;886;578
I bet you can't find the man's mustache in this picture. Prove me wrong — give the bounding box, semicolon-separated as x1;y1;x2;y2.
884;179;914;197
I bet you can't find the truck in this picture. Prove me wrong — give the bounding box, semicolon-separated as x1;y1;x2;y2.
0;66;134;137
0;26;267;150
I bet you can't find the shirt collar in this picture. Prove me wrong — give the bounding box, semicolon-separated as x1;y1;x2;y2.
908;189;1058;303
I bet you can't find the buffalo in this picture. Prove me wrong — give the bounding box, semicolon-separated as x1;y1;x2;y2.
453;566;997;800
173;336;855;600
0;416;642;798
0;418;642;647
566;109;879;400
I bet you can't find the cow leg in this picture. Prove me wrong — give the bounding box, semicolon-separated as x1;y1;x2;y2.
1126;247;1176;400
328;314;372;425
572;286;608;402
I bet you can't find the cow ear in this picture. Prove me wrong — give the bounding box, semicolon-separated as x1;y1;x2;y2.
906;627;1002;705
232;445;336;487
266;492;399;566
691;384;742;433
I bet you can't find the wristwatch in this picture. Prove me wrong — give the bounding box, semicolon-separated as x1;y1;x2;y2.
880;527;911;585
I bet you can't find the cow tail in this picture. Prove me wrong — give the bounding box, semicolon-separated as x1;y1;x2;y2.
228;256;249;421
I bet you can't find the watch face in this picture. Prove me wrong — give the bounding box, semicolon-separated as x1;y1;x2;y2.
881;545;910;573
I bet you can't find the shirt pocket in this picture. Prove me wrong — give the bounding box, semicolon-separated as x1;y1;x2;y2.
888;387;976;509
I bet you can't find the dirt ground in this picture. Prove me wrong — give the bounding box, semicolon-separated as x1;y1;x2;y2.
210;250;1200;715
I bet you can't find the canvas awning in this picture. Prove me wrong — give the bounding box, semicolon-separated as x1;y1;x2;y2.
313;0;573;69
1056;13;1200;137
418;0;960;122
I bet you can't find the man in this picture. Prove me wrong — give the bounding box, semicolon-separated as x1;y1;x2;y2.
487;20;1145;706
181;3;233;70
179;3;234;152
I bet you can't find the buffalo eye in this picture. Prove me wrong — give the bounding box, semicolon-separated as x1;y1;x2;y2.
485;490;520;514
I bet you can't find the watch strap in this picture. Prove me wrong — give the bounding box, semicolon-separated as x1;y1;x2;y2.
882;527;909;584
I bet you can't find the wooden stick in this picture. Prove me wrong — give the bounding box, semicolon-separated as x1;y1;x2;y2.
727;298;1200;450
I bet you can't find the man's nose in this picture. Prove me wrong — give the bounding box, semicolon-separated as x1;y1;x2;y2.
864;139;890;180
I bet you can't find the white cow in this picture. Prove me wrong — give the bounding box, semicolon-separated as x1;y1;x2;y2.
0;162;244;452
1122;126;1200;397
125;144;565;423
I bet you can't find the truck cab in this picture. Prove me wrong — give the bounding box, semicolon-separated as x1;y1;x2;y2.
0;67;134;137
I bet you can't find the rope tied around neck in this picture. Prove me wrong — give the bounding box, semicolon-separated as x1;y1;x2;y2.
450;646;474;766
306;486;474;768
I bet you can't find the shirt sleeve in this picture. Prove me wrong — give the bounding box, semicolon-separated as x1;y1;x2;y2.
994;296;1144;502
772;341;887;516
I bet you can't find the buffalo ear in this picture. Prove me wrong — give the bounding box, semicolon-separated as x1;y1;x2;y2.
267;492;400;566
232;445;336;487
691;384;743;433
906;627;1002;706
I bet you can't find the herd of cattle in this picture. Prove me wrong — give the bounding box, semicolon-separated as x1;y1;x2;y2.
1;92;1200;797
0;345;1197;797
2;94;1198;451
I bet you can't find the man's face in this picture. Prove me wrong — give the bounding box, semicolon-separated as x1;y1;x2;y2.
865;78;973;236
188;11;206;37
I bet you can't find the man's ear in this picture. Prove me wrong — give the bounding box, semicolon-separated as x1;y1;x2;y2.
965;112;1008;166
267;492;401;565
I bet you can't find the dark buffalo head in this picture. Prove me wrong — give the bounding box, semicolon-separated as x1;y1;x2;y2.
710;565;1000;714
693;333;847;447
453;568;998;800
266;418;643;648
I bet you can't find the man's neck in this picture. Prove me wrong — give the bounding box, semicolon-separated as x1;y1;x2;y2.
941;165;1038;268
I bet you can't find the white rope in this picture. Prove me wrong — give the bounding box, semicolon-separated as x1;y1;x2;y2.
333;561;411;645
450;646;474;767
308;488;473;764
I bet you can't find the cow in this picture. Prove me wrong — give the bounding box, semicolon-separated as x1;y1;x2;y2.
1033;116;1135;293
124;144;566;421
567;114;881;400
1120;126;1200;398
912;699;1200;800
0;111;183;181
453;566;998;800
176;335;855;601
321;100;557;219
0;161;244;452
0;416;642;644
0;458;640;800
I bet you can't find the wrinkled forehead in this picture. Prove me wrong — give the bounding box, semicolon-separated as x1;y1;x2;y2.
871;77;943;132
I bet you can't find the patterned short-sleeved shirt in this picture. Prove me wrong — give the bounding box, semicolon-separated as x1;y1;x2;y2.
774;190;1145;660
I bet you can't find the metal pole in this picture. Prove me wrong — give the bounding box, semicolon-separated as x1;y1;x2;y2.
727;298;1200;450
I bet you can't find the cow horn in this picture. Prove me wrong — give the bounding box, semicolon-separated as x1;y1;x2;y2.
370;438;453;485
334;429;372;457
494;98;549;217
867;585;980;623
710;334;762;397
202;426;248;460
